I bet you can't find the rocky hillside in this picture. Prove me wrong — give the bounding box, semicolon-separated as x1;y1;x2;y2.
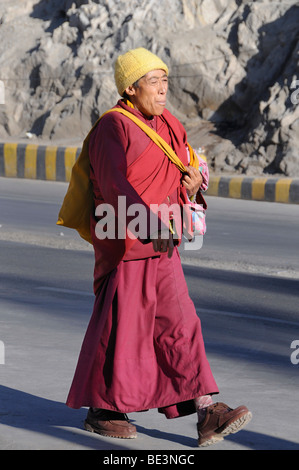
0;0;298;175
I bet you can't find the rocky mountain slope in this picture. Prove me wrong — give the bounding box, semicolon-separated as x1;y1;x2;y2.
0;0;298;175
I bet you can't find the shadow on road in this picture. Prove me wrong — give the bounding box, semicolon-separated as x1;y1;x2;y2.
0;385;298;450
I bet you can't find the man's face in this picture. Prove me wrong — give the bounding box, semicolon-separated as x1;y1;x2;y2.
125;69;168;117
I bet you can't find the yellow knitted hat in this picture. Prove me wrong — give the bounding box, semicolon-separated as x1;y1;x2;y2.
114;47;169;96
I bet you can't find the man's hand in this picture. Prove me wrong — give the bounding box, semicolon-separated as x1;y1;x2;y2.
152;231;174;258
182;165;203;197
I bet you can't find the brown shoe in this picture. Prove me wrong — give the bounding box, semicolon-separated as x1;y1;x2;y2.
197;402;252;447
84;408;137;439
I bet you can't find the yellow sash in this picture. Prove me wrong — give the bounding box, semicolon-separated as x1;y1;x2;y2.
57;108;199;244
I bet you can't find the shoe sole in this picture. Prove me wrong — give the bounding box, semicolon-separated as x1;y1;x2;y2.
198;410;252;447
84;420;137;439
198;434;224;447
220;410;252;437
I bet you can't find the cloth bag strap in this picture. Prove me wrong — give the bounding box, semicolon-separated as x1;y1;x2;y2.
103;108;199;173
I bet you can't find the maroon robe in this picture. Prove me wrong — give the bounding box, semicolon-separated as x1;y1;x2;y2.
66;100;219;416
89;99;190;293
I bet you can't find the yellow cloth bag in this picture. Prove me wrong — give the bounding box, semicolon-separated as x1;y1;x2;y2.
57;108;199;244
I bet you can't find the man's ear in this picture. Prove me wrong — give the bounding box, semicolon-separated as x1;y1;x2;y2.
124;84;136;96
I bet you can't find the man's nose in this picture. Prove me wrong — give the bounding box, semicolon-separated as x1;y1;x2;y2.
159;82;167;93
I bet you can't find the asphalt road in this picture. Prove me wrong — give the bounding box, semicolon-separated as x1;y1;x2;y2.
0;177;299;451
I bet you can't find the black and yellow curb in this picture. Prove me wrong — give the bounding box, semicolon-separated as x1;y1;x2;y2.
0;142;81;182
1;142;299;204
206;174;299;204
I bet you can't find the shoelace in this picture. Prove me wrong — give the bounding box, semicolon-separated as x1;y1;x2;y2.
208;402;232;414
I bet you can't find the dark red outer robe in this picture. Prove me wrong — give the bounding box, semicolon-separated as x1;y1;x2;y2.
66;101;219;415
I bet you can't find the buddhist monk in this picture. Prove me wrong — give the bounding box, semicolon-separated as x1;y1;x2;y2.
63;48;252;447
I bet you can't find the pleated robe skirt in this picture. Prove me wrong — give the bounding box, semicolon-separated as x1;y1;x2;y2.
66;248;219;418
